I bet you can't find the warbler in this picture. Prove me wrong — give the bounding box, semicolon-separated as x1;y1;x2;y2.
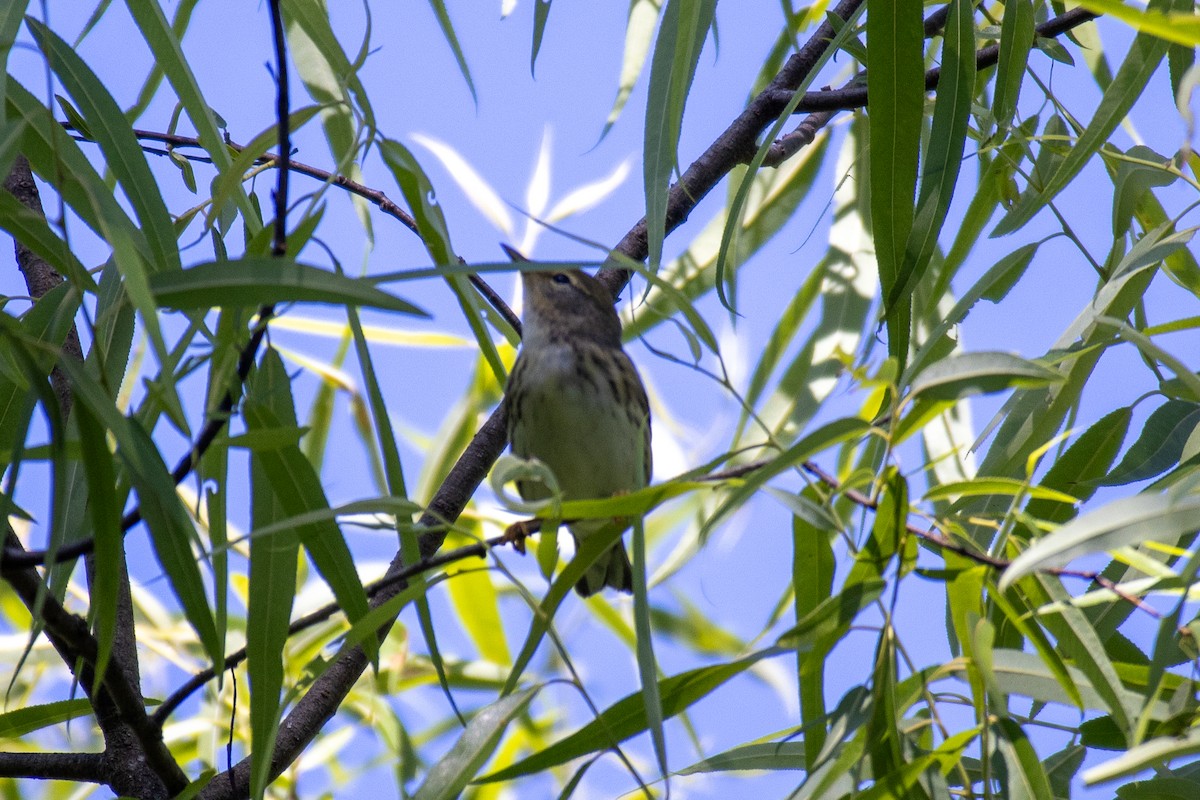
504;260;651;596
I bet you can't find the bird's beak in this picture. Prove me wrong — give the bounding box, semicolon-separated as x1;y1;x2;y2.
500;243;528;263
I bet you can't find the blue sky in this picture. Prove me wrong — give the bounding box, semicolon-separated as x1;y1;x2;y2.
3;1;1198;797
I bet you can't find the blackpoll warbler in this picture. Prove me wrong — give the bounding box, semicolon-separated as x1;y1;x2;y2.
504;263;651;596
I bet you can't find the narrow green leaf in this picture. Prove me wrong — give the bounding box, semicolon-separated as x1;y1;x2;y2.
414;689;538;800
995;718;1056;800
28;18;179;273
243;350;375;663
482;648;786;783
792;489;835;766
751;133;875;440
1027;407;1132;521
910;351;1063;402
993;0;1174;236
0;1;28;127
345;303;409;497
122;0;259;228
1031;574;1140;734
207;106;323;222
378;138;506;385
1072;0;1200;48
0;189;96;292
1112;145;1178;237
856;728;978;800
776;579;886;652
643;0;716;272
1045;745;1087;796
148;259;428;316
990;590;1086;710
7;80;174;384
245;353;299;800
601;0;660;135
281;0;376;205
1084;727;1200;785
848;468;909;584
530;0;553;74
895;0;974;317
0;283;80;474
53;94;92;140
334;577;441;659
973;242;1157;488
865;630;903;786
993;0;1035;132
631;518;667;779
425;0;476;101
924;478;1078;505
951;649;1131;714
74;402;121;694
6;80;147;255
0;698;93;738
1097;400;1200;486
676;742;807;774
121;0;199;123
1000;493;1200;590
58;359;221;665
868;0;923;363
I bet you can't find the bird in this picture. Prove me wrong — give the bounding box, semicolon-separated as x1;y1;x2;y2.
503;251;651;596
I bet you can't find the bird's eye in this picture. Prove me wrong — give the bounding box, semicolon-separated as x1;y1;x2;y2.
552;273;571;285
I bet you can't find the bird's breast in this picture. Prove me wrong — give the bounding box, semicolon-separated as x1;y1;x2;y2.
508;344;646;501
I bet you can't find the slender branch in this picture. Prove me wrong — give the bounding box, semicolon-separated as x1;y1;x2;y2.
760;8;1101;116
63;124;522;333
270;0;290;260
797;462;1161;617
594;0;867;296
761;109;836;168
0;752;106;783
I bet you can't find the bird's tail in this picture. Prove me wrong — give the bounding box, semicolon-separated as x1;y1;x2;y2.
575;542;633;597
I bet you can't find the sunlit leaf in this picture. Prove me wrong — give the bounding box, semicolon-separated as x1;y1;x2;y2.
910;352;1063;401
1000;492;1200;590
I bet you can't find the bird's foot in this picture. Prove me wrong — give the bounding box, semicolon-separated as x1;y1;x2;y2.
500;518;541;554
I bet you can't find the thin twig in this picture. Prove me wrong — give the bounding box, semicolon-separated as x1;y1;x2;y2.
63;123;523;334
760;8;1101;116
798;462;1161;617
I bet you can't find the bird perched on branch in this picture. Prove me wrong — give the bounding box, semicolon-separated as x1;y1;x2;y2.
502;247;651;596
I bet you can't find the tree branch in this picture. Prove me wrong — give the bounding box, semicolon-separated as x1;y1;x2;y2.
2;153;177;796
759;7;1101;116
0;751;106;783
1;535;186;795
